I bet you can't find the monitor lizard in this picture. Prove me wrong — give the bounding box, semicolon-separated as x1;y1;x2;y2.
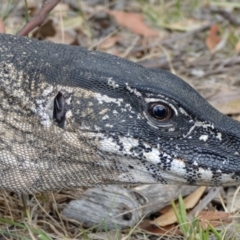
0;33;240;193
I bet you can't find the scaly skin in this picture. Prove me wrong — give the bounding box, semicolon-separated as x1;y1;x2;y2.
0;33;240;193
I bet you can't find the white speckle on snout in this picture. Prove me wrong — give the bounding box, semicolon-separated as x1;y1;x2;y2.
216;133;222;141
137;113;142;120
168;158;187;176
95;93;123;106
179;107;189;117
102;115;109;120
94;125;102;131
199;135;208;142
108;77;119;88
143;148;162;164
193;161;198;166
183;121;214;138
125;83;142;97
98;135;139;155
99;108;109;115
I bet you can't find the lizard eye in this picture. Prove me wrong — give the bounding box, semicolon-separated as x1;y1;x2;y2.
148;102;172;121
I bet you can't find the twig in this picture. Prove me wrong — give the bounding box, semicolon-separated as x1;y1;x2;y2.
188;187;221;219
212;9;240;25
17;0;61;36
160;24;212;48
129;24;212;54
201;67;231;77
138;56;169;69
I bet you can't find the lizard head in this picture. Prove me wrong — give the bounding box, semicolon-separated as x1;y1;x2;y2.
2;34;240;191
62;49;240;187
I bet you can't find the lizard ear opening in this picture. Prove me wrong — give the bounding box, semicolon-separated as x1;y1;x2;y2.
53;92;66;128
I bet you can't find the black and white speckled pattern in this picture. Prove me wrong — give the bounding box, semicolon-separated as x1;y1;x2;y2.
0;33;240;193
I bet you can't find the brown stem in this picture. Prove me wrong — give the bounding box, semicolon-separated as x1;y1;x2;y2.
211;9;240;25
17;0;61;36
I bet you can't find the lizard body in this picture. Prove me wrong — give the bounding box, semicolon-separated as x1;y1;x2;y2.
0;33;240;193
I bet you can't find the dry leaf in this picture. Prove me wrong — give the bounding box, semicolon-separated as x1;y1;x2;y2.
32;19;56;38
159;204;174;214
164;19;207;32
184;186;206;209
139;220;181;236
108;10;159;37
99;36;120;50
46;29;77;45
151;208;178;227
63;16;84;30
235;40;240;51
151;186;206;226
0;18;5;33
198;210;231;230
140;211;230;235
53;2;70;18
206;24;221;50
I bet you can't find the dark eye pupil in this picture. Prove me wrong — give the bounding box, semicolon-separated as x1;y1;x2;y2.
148;102;172;122
152;105;167;119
